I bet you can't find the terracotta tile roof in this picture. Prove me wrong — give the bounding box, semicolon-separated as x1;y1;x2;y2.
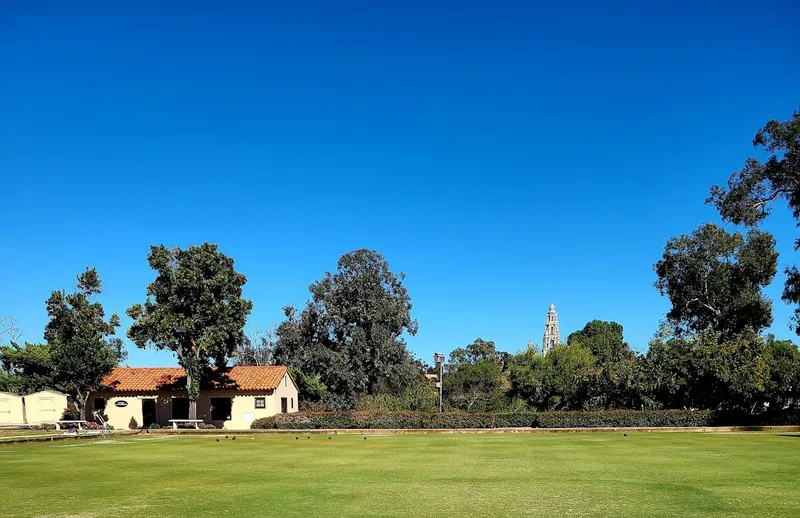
101;366;289;392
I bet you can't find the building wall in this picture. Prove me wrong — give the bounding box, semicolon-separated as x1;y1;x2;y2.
24;390;68;425
273;372;299;414
0;393;25;424
88;382;299;430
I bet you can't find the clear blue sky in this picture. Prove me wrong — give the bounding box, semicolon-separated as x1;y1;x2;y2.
1;1;798;366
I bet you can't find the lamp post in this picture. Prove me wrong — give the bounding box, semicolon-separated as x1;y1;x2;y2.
433;352;445;413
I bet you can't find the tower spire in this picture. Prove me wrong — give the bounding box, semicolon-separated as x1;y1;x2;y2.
542;303;560;355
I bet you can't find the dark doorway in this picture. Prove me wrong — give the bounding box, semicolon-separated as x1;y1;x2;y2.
281;397;288;413
172;398;189;419
210;398;232;421
142;399;157;427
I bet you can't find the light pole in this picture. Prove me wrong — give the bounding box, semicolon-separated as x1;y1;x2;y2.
433;352;445;413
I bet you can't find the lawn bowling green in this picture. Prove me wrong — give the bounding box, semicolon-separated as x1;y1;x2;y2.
1;432;798;517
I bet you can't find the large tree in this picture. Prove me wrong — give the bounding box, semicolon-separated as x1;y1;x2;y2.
273;249;418;409
709;110;800;332
654;223;778;339
0;342;53;394
644;329;775;413
508;343;597;411
444;338;507;411
567;321;646;409
43;268;126;419
126;244;253;420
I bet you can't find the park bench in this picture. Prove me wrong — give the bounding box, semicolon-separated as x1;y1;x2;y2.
168;419;204;429
47;420;90;431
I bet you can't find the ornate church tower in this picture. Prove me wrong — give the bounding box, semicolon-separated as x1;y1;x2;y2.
542;303;560;354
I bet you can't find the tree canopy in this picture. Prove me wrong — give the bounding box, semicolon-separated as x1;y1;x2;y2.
42;268;125;419
126;244;253;419
273;249;419;409
444;338;507;411
709;110;800;331
654;223;777;339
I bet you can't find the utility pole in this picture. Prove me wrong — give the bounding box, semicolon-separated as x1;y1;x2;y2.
433;352;445;413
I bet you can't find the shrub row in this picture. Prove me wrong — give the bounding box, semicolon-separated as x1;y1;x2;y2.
251;409;799;430
535;410;716;428
251;411;537;430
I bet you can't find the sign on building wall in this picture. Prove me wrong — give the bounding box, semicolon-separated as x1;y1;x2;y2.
114;401;128;408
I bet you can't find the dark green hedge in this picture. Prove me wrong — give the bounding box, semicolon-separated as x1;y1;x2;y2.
251;409;799;430
534;410;716;428
251;411;536;430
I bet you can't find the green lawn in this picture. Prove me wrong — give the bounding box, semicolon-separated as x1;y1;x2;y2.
1;432;798;517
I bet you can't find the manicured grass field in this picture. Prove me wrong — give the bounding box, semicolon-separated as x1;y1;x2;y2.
1;432;798;517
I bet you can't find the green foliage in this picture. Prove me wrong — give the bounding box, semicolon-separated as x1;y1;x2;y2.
289;367;327;409
444;338;509;412
0;342;54;393
709;110;800;332
249;409;795;430
273;249;419;409
198;423;217;429
644;328;800;413
535;409;717;428
654;223;777;339
61;404;80;421
509;343;598;411
250;411;537;429
567;321;647;409
763;334;800;410
356;381;438;412
127;244;253;418
42;268;126;419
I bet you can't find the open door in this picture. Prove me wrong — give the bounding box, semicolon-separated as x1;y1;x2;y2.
142;399;157;427
280;397;288;413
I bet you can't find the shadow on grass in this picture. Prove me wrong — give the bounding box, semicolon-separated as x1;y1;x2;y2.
776;434;800;438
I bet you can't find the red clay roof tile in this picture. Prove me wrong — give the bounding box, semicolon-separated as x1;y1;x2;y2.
101;366;288;392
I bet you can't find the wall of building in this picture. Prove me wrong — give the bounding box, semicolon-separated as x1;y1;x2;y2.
273;372;300;414
24;390;68;425
88;385;299;430
0;393;25;425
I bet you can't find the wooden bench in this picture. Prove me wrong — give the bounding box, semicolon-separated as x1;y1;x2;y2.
168;419;204;430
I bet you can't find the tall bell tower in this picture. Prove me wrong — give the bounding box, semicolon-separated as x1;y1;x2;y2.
542;303;560;355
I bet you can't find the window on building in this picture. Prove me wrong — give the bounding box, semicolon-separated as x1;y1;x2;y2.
172;398;189;419
211;398;232;421
291;398;294;410
254;397;265;409
93;397;106;411
284;376;287;387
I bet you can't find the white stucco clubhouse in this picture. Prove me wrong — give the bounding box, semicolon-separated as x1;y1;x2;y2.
89;366;298;430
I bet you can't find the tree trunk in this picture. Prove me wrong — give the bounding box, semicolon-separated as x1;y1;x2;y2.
76;392;88;421
186;370;198;420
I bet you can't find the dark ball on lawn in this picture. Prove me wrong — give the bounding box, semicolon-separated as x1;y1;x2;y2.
328;436;331;440
225;435;228;439
216;438;219;442
307;436;310;440
232;436;236;440
364;436;367;440
295;436;298;440
624;433;627;437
